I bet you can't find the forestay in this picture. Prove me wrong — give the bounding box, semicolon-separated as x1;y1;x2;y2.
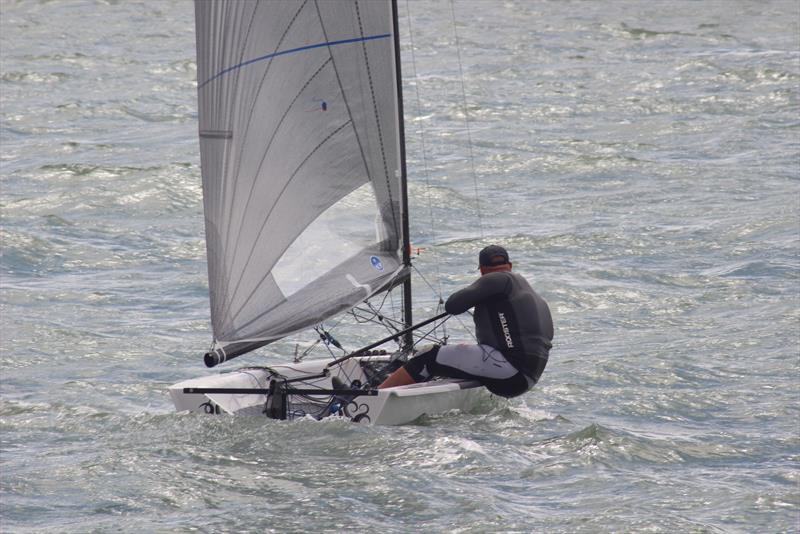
195;0;407;366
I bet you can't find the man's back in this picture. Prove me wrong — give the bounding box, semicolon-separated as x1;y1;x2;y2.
446;271;553;359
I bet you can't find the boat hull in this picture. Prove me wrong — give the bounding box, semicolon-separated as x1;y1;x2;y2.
169;356;487;425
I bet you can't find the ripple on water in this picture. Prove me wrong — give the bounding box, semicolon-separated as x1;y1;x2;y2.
2;0;799;532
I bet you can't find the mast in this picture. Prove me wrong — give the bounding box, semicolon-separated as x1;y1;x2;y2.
391;0;413;350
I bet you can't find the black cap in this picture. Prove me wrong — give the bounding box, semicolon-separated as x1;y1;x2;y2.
479;245;510;267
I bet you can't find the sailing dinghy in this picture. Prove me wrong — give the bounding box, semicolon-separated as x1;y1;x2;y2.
169;0;487;423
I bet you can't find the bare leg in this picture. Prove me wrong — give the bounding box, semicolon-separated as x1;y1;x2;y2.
378;366;416;389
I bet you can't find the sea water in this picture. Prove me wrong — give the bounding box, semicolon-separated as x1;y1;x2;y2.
1;1;798;532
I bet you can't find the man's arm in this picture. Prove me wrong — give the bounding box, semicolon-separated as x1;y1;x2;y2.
444;272;512;314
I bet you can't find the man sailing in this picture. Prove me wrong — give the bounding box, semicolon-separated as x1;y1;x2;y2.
378;245;553;397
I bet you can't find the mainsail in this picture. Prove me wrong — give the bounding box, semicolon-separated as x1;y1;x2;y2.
195;0;408;366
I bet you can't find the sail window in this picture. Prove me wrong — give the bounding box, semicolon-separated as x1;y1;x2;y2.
272;183;383;298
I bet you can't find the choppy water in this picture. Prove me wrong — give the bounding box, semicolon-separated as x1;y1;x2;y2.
2;0;799;532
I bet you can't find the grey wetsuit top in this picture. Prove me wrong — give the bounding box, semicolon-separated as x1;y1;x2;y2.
444;271;553;376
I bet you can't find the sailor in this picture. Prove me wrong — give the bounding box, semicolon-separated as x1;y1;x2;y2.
378;245;553;397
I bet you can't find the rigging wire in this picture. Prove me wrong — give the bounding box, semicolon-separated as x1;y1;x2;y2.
411;264;448;342
403;0;461;346
449;0;484;238
409;315;452;350
412;263;476;343
404;0;444;298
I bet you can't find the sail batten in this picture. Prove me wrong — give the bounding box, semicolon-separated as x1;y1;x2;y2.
195;0;404;360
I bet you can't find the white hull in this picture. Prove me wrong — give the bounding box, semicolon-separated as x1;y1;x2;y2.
169;356;487;425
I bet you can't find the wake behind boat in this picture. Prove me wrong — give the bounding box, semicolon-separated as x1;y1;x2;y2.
170;0;489;423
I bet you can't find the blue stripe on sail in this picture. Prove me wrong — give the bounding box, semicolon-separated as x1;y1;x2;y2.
199;33;392;89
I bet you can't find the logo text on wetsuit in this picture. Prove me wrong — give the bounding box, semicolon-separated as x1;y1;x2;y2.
498;312;515;349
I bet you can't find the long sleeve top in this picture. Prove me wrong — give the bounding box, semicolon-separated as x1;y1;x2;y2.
445;271;553;376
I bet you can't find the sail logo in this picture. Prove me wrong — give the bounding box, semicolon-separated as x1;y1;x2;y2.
370;256;384;271
498;312;515;349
